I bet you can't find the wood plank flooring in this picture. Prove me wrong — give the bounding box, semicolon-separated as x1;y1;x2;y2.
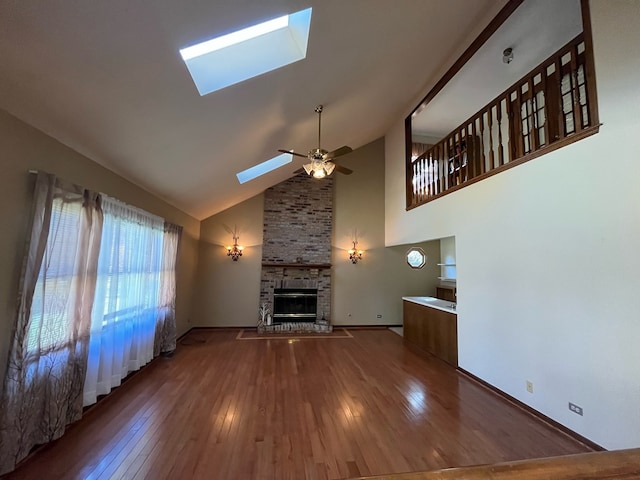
4;329;592;480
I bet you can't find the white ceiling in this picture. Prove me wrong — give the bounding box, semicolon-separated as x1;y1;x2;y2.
0;0;508;220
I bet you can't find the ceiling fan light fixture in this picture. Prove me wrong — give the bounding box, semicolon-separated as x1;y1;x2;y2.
324;162;336;175
278;104;353;180
312;168;326;179
303;163;313;175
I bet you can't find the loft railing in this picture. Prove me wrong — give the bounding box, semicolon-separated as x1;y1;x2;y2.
407;33;599;210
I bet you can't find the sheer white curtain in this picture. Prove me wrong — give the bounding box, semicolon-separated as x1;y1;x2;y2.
83;196;164;406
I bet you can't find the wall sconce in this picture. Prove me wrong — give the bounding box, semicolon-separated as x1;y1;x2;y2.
348;240;364;264
226;234;244;261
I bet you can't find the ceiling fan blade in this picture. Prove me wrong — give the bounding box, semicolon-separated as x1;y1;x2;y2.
325;145;352;160
293;167;304;174
334;164;353;175
278;149;308;158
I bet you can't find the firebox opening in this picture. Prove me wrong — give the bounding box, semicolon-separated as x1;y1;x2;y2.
273;288;318;323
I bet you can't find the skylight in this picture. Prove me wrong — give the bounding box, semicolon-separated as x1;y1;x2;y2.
180;8;312;96
236;153;293;184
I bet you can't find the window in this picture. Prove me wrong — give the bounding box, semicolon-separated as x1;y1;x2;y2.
27;196;84;353
3;174;181;475
406;247;427;269
24;190;180;408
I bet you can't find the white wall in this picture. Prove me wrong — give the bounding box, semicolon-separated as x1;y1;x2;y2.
384;0;640;450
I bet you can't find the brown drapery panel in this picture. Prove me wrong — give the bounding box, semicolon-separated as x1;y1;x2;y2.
0;172;103;475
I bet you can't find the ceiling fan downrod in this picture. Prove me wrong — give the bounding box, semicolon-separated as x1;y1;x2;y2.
315;104;323;151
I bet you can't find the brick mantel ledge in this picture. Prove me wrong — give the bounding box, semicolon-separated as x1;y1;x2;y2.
261;262;332;269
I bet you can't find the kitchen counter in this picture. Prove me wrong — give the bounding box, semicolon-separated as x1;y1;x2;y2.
403;297;458;366
402;296;457;315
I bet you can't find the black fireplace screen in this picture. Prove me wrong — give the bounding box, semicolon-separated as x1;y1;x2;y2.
273;288;317;322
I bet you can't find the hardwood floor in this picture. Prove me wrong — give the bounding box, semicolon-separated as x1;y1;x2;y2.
4;329;592;480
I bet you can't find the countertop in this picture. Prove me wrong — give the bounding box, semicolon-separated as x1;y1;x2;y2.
402;296;457;315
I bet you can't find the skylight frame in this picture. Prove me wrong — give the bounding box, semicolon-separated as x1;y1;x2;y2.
180;7;312;96
179;15;289;61
236;153;293;184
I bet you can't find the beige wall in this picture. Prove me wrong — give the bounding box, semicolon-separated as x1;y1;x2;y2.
194;194;264;327
333;138;440;325
0;109;200;380
193;138;440;327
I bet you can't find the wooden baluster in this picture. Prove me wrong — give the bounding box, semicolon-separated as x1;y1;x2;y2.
420;157;426;199
558;55;576;138
434;152;440;196
539;68;550;148
411;162;420;205
443;140;448;192
505;94;514;163
477;116;486;175
487;108;495;172
569;45;582;134
461;127;468;183
430;153;435;197
496;100;504;166
425;157;430;198
416;159;421;202
547;60;562;143
514;84;525;157
576;50;589;129
431;155;436;197
437;142;441;193
444;136;449;190
528;77;539;152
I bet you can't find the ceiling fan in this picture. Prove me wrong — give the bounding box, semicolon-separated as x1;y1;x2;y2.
279;105;353;178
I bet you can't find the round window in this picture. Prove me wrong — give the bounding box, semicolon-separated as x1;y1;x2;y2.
406;247;426;269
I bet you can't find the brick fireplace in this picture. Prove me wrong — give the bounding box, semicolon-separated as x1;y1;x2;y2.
260;173;333;323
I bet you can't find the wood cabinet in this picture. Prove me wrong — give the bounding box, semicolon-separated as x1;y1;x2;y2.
403;300;458;367
436;285;456;302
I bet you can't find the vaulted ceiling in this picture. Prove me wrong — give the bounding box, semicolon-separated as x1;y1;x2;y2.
0;0;507;219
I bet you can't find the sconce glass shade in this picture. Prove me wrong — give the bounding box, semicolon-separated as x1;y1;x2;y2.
348;241;364;264
226;235;244;261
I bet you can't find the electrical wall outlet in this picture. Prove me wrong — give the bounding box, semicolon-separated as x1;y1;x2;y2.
376;314;383;318
569;402;583;416
526;381;534;393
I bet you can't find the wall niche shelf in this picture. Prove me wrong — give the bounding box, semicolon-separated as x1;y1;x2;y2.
437;263;456;282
